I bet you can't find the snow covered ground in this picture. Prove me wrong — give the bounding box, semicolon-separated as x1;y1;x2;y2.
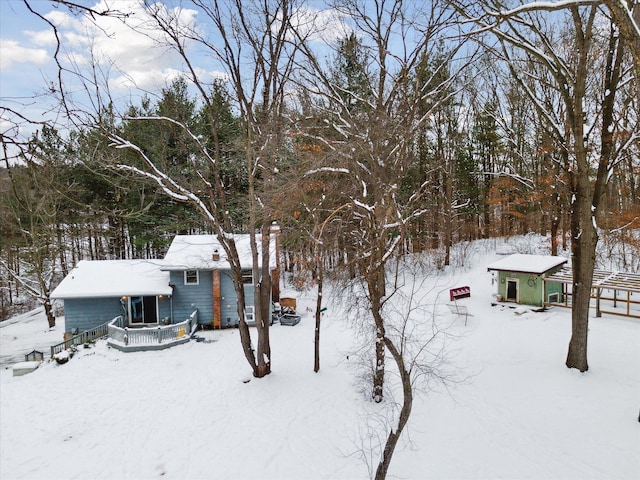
0;308;64;366
1;238;639;480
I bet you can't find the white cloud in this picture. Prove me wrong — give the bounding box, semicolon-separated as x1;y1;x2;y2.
24;29;58;47
111;66;227;92
0;38;49;70
44;10;83;30
289;6;352;44
25;0;204;92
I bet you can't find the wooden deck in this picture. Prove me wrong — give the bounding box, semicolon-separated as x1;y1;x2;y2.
107;310;199;352
50;321;110;357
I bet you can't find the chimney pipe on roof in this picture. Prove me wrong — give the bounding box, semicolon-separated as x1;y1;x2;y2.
212;249;220;261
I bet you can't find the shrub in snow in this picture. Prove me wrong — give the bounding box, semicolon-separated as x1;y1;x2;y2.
54;351;70;365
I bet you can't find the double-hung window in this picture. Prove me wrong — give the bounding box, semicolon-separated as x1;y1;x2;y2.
241;269;253;285
185;270;199;285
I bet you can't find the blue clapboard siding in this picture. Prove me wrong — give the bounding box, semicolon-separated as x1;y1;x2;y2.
169;270;213;325
157;297;172;324
216;271;239;327
64;296;172;334
219;271;236;327
64;298;123;334
169;268;266;328
218;271;258;327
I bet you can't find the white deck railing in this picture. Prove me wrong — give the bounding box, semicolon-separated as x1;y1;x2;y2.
50;321;111;357
107;310;198;349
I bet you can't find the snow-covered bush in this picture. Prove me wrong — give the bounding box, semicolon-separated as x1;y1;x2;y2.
53;350;70;365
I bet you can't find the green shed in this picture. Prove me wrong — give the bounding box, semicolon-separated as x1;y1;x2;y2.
487;254;568;307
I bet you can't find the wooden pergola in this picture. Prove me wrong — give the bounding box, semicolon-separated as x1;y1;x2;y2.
544;267;640;319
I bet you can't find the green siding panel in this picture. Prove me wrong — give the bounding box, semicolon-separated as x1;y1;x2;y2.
545;281;564;303
495;264;566;307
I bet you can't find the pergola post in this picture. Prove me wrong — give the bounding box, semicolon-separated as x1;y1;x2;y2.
541;267;640;318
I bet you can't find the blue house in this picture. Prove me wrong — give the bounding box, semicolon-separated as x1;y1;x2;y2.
162;234;278;328
50;259;174;334
51;233;279;346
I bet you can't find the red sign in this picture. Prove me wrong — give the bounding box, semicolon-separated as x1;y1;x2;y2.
450;286;471;301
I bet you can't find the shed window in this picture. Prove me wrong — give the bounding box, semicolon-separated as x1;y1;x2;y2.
185;270;199;285
242;269;253;285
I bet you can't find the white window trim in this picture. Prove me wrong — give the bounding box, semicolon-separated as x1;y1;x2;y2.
128;296;159;325
241;269;254;285
184;270;199;285
245;305;255;323
506;277;519;302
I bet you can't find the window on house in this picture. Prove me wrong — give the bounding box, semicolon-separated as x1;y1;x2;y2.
185;270;199;285
245;305;255;323
241;269;253;285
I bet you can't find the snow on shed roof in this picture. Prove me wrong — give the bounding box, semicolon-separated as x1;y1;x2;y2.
487;254;568;275
51;260;172;299
161;234;276;271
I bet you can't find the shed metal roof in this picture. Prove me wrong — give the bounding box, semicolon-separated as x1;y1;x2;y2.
487;254;568;275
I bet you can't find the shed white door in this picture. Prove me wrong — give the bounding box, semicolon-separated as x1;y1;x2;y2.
506;279;519;302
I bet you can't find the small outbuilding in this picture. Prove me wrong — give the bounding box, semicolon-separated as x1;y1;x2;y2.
487;254;568;307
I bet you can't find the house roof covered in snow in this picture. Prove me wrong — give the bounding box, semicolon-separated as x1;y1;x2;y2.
487;254;568;275
161;234;277;271
51;260;172;299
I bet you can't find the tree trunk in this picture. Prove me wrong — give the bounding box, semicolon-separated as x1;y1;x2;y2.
565;104;596;373
550;211;560;257
254;224;273;378
565;158;596;373
370;266;386;403
565;7;622;372
372;327;385;403
566;203;597;372
374;338;413;480
235;283;258;374
43;297;56;328
443;162;453;266
314;263;323;373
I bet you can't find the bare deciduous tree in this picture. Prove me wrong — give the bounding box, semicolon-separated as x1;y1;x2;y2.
61;0;302;377
294;0;472;402
457;1;638;371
